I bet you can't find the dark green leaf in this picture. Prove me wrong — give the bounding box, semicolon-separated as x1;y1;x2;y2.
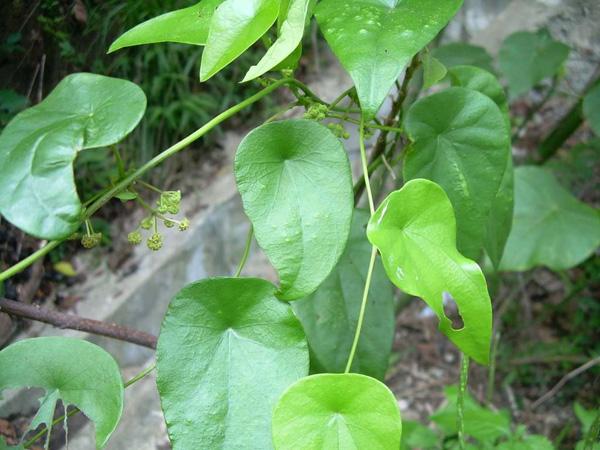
293;209;394;380
0;73;146;239
0;337;124;448
156;278;309;450
499;29;569;98
108;0;224;53
234;120;353;300
500;166;600;271
432;43;495;74
367;180;492;364
200;0;280;81
583;83;600;136
315;0;462;118
243;0;311;81
403;87;511;261
272;373;402;449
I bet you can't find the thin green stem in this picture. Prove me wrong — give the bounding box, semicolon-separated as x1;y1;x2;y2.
344;245;377;373
486;332;500;404
111;146;126;178
327;113;403;133
457;353;470;450
23;363;156;448
0;78;309;282
330;87;355;109
234;225;253;277
359;118;375;214
136;180;163;194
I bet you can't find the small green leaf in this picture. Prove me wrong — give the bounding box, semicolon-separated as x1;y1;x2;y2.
200;0;280;81
367;179;492;364
293;209;395;380
400;420;439;450
0;73;146;239
583;83;600;136
108;0;224;53
447;65;514;267
0;337;124;449
115;190;138;201
422;53;447;89
243;0;311;81
315;0;462;118
432;43;495;74
575;402;598;435
500;166;600;271
234;120;353;300
403;87;511;261
157;278;309;450
499;29;569;98
272;373;402;449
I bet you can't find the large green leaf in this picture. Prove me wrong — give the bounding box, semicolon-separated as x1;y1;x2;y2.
272;373;402;449
315;0;462;118
403;87;510;261
243;0;311;81
500;166;600;271
0;337;124;449
200;0;280;81
367;179;492;364
499;29;569;98
293;209;394;380
108;0;224;53
234;120;353;300
156;278;309;450
432;43;495;74
0;73;146;239
447;65;514;267
583;83;600;136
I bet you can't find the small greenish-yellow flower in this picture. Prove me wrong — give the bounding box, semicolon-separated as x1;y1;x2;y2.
163;219;176;228
127;230;142;245
140;216;153;230
157;191;181;215
147;233;163;251
178;218;190;232
81;232;102;249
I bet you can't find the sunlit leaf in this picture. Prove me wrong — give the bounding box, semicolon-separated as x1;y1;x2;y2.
108;0;224;53
583;83;600;136
0;337;124;449
272;373;402;449
157;278;309;449
293;209;394;380
499;29;569;98
367;179;492;364
403;87;510;261
500;166;600;271
315;0;462;118
0;73;146;239
200;0;280;81
235;120;353;300
243;0;311;81
432;42;495;74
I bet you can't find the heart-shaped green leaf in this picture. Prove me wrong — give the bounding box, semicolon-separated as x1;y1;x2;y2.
293;209;395;380
500;166;600;271
315;0;462;118
403;87;510;262
156;278;309;450
367;179;492;364
272;373;402;449
0;73;146;239
108;0;224;53
235;120;353;300
447;66;514;267
583;83;600;136
243;0;311;81
0;337;124;449
200;0;280;81
432;43;495;74
499;29;569;98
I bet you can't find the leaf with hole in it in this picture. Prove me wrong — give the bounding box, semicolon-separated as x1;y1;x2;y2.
583;83;600;136
403;87;510;262
272;373;402;449
499;29;569;98
500;166;600;271
293;209;394;380
234;120;353;300
108;0;224;53
447;65;514;268
367;179;492;364
200;0;280;81
157;278;308;450
422;53;447;89
0;337;124;449
315;0;462;118
243;0;311;81
0;73;146;240
432;43;495;74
